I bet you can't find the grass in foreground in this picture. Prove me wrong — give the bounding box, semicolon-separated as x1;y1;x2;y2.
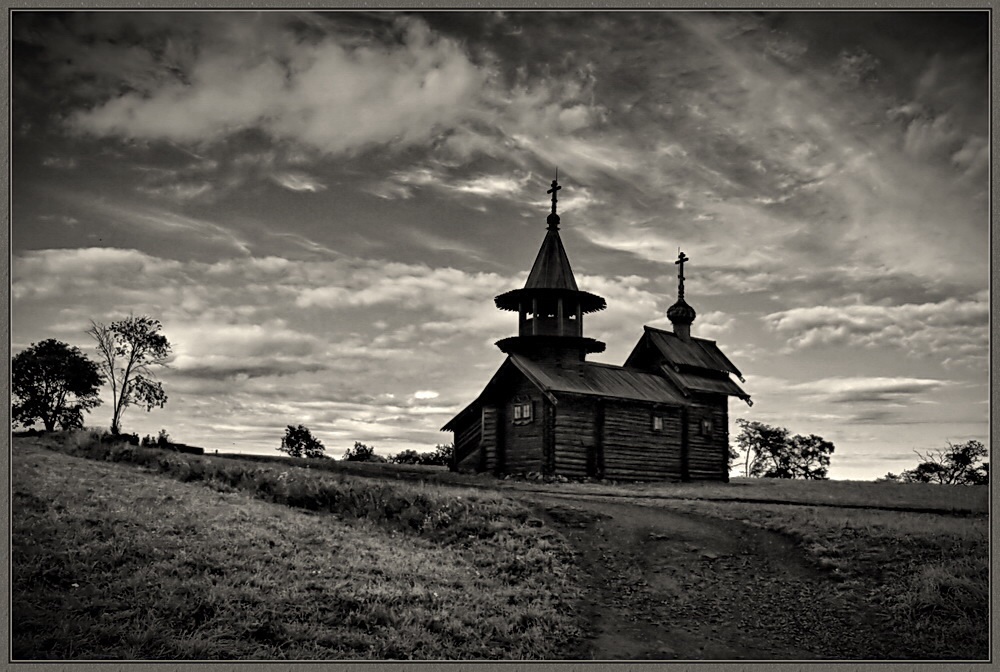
646;497;988;659
13;439;585;660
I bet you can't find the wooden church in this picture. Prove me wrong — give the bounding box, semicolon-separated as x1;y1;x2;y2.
443;179;751;481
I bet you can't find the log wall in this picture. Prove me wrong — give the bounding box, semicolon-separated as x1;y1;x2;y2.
500;377;545;473
686;396;730;481
453;413;482;472
602;401;684;481
455;391;731;481
552;397;599;479
481;406;498;473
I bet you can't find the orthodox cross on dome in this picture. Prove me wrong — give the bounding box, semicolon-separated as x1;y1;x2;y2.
675;250;689;300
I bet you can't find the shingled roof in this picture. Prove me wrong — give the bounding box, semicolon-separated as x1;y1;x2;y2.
658;363;751;403
524;227;578;291
639;326;744;378
510;355;687;405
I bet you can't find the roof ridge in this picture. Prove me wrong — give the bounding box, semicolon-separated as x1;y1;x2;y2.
644;324;716;343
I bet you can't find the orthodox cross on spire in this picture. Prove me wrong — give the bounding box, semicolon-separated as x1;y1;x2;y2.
675;250;689;300
545;172;562;230
547;177;561;215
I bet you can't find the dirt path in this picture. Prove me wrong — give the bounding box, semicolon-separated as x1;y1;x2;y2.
522;493;887;660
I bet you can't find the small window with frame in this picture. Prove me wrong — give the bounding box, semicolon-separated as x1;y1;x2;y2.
652;415;664;432
700;418;714;436
512;398;533;424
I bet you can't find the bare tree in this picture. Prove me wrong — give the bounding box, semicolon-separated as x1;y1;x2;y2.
882;441;988;485
87;315;171;435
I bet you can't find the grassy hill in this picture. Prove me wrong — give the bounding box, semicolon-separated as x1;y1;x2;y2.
12;435;586;660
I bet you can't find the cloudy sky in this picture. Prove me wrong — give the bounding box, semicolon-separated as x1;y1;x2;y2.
11;11;989;479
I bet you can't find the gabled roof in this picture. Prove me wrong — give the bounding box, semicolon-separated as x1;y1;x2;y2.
511;356;688;405
442;354;688;431
524;227;578;291
658;364;751;403
638;326;744;378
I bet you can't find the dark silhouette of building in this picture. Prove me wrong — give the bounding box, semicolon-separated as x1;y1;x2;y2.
443;179;750;481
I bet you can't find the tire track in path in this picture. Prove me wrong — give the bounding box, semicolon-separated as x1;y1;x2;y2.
524;493;888;660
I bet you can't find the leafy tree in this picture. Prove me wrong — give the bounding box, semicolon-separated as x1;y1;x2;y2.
87;315;171;435
343;441;386;463
733;419;834;480
733;419;789;477
881;441;988;485
278;424;326;459
727;444;740;472
12;339;104;431
426;443;454;466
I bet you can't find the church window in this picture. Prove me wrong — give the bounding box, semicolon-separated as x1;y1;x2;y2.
512;399;533;424
701;418;714;435
652;415;664;431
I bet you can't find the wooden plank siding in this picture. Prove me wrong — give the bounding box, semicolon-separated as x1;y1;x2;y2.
552;396;598;479
480;406;498;473
501;377;546;473
601;401;684;481
686;396;730;481
453;414;482;472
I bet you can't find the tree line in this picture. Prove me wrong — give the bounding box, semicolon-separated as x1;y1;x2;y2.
277;424;453;466
732;418;987;485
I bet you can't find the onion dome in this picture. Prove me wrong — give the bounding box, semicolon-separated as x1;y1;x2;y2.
667;297;697;325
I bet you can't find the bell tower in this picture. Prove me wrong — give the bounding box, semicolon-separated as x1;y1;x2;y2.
494;177;606;364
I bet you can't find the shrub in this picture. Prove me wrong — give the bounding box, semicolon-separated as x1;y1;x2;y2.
101;432;139;446
342;441;385;463
424;443;454;467
389;444;453;466
390;449;423;465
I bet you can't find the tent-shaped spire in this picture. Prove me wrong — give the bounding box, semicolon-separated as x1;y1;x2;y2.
494;177;605;314
524;226;579;291
522;176;578;290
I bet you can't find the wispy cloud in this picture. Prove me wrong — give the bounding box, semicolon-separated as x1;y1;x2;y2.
42;156;78;169
271;171;327;193
72;196;252;254
789;376;953;405
137;182;213;201
764;297;988;367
